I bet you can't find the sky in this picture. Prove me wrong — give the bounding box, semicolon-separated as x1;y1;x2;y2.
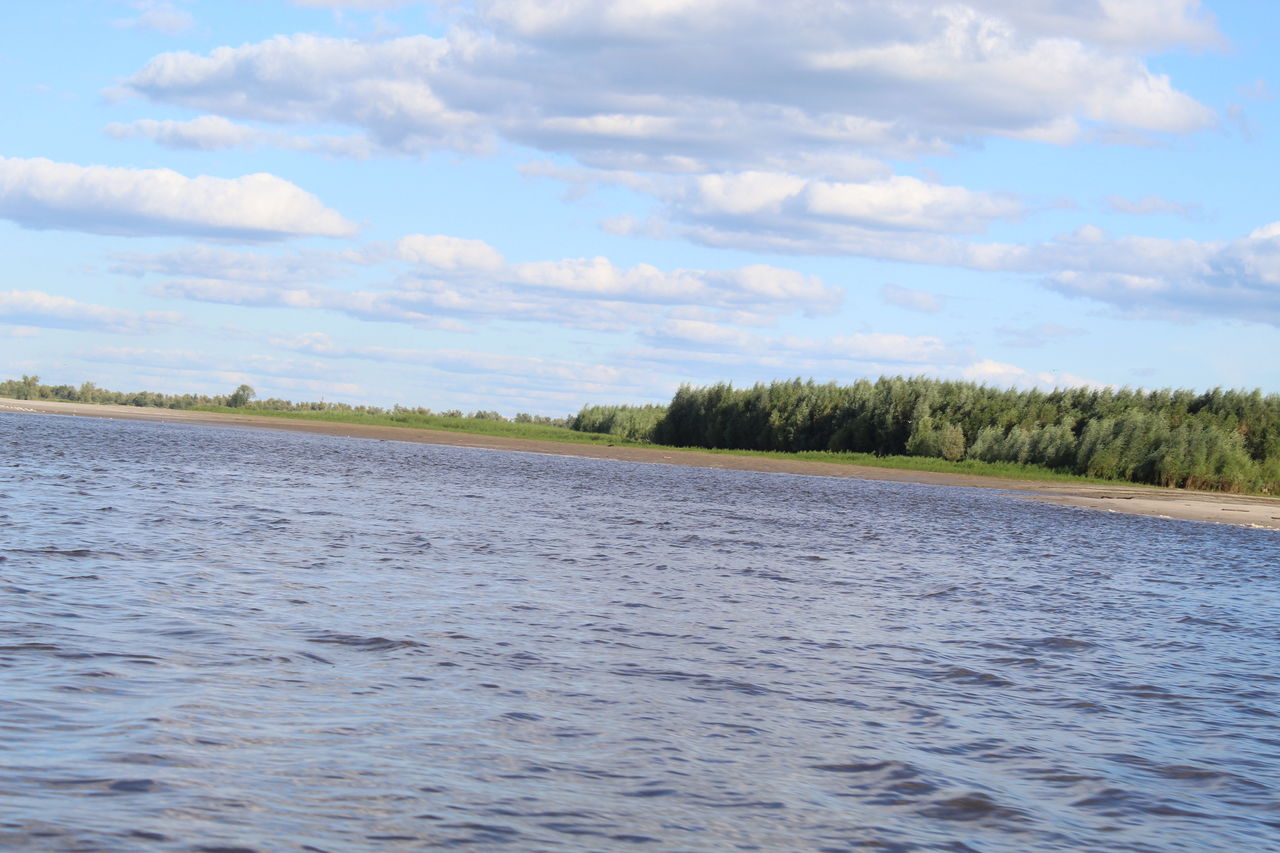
2;0;1277;415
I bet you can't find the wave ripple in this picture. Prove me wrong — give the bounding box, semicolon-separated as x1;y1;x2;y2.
2;412;1277;851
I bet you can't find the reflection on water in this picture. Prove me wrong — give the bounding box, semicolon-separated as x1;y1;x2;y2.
2;412;1277;851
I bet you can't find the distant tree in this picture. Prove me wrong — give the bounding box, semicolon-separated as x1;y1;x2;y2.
16;375;40;400
227;384;256;408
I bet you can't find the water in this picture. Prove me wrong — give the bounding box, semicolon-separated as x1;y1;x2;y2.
2;412;1277;852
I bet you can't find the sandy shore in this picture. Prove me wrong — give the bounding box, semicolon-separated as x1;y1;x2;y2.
6;397;1279;531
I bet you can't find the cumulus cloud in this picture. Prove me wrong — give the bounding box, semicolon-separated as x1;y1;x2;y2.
0;290;185;334
396;234;506;271
136;234;841;333
123;34;483;154
120;2;1216;171
0;156;357;240
110;1;1220;291
974;0;1222;51
1034;224;1280;325
393;233;842;318
667;171;1025;254
679;210;1280;328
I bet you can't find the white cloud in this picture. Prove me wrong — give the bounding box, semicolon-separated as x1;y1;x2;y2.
693;172;809;216
110;2;1218;286
643;320;959;365
123;34;483;154
0;157;357;240
1104;194;1200;218
1;325;41;338
0;290;185;334
396;234;506;271
393;234;842;317
959;358;1101;390
106;116;260;150
120;2;1216;172
290;0;408;8
673;172;1023;248
783;332;957;364
149;278;455;327
113;1;194;34
806;177;1021;232
682;210;1280;328
104;116;377;159
881;284;944;313
975;0;1223;52
84;345;369;399
270;331;658;398
682;217;1028;269
1035;224;1280;324
136;234;841;334
109;245;367;283
599;214;667;239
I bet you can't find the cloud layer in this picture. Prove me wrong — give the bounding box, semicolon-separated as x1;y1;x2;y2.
0;290;184;334
122;1;1216;171
135;234;843;332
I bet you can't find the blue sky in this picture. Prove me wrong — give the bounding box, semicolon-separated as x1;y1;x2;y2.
2;0;1277;415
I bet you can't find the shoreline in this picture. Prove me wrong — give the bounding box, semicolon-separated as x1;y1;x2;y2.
6;396;1279;531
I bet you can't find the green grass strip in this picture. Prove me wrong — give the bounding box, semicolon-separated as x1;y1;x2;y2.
192;405;1125;487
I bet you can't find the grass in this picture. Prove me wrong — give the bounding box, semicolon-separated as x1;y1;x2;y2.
682;447;1128;486
189;406;646;446
192;405;1125;487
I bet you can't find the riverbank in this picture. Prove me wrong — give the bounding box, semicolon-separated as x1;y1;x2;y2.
6;397;1279;530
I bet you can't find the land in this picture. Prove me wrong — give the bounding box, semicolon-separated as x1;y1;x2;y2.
5;397;1279;531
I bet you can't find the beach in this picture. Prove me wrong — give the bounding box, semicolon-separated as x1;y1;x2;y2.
5;396;1279;531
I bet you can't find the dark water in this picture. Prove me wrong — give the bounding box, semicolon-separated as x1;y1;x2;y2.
2;413;1278;852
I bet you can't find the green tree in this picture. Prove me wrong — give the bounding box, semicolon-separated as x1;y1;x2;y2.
227;384;256;408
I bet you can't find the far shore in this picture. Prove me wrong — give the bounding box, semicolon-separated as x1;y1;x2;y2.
6;396;1279;531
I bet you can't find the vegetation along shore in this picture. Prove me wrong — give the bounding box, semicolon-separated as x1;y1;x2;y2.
5;373;1280;530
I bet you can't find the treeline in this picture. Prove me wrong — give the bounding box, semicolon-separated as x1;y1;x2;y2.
0;375;568;427
2;375;245;410
572;377;1280;493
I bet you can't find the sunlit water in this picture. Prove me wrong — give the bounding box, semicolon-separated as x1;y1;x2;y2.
2;412;1277;852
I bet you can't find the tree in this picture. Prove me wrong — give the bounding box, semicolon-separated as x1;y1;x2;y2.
15;375;40;400
227;384;255;408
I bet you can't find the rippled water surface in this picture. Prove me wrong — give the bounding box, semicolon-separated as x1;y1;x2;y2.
3;412;1278;852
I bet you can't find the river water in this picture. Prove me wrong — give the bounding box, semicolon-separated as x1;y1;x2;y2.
2;412;1277;852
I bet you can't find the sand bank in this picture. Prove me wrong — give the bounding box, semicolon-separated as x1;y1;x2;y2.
6;397;1279;531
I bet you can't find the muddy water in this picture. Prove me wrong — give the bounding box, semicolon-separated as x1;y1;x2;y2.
2;412;1277;851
